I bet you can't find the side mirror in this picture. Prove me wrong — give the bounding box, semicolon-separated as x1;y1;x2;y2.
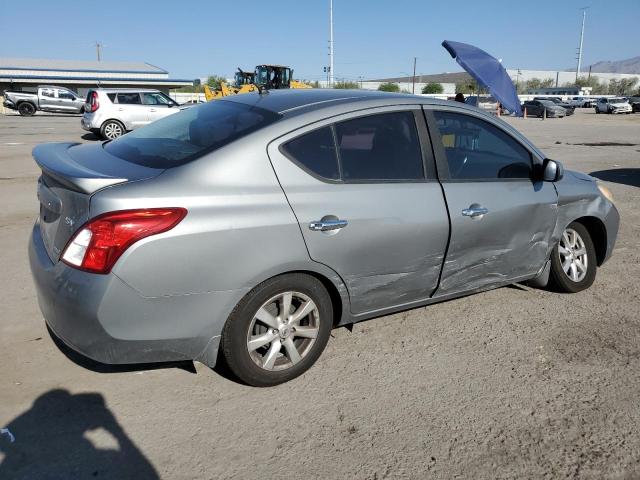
542;158;564;182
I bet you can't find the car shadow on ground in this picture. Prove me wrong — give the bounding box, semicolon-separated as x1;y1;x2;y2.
590;168;640;188
0;389;159;479
81;132;102;141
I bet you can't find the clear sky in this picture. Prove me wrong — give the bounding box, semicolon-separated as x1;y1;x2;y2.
1;0;638;81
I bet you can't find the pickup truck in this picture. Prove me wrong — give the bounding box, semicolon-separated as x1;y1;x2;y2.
3;86;85;116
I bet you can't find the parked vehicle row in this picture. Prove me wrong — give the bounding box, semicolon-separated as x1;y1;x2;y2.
29;89;619;386
3;86;85;116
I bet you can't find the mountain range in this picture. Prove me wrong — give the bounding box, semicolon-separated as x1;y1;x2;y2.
585;56;640;74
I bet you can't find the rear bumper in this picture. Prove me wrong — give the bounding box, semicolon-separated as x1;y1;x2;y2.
28;221;234;368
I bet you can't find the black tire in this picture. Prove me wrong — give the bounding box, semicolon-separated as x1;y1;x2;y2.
100;119;125;140
549;221;597;293
17;102;36;116
221;273;333;387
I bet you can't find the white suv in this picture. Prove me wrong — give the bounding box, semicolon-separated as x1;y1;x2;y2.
595;97;632;114
81;89;181;139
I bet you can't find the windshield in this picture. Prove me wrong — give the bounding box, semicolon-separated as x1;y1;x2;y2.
611;98;628;104
104;100;281;168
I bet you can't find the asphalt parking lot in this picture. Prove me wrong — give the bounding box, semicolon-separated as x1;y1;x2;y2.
0;109;639;479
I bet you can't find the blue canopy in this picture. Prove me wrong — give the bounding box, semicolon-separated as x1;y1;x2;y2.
442;40;522;116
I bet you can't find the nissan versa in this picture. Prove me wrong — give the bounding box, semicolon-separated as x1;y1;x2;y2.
29;90;619;386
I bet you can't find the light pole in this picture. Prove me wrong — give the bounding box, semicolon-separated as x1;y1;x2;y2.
576;7;588;82
328;0;334;87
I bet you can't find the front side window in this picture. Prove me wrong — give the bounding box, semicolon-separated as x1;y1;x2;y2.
433;111;532;180
58;90;75;100
105;100;281;168
143;92;175;106
116;93;142;105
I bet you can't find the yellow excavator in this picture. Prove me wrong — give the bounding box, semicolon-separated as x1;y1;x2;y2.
204;64;310;101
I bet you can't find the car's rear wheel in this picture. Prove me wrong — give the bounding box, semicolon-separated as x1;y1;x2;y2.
100;119;125;140
221;273;333;387
18;102;36;116
549;222;597;293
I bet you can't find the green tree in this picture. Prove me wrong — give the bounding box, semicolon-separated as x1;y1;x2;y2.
422;83;444;94
456;82;475;94
206;75;227;90
524;77;555;92
608;77;638;95
333;81;360;89
378;82;400;92
564;76;607;95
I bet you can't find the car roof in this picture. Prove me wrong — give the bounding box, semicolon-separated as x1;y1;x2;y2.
92;88;161;93
222;88;465;116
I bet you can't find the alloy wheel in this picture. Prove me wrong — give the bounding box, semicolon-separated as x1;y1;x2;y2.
558;228;588;283
104;122;123;139
246;291;320;371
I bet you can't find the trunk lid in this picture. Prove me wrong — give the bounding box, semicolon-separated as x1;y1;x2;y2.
33;142;163;262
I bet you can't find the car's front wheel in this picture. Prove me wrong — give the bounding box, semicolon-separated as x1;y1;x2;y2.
100;119;125;140
549;222;597;293
221;273;333;386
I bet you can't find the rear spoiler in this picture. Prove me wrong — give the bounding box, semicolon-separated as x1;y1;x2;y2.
32;142;160;194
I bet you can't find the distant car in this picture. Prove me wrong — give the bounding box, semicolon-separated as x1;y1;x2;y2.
522;100;566;118
625;96;640;113
29;89;619;386
465;95;500;113
3;86;85;116
81;89;182;139
534;97;575;116
569;96;594;108
595;97;632;114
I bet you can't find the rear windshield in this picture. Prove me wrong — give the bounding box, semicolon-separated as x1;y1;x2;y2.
104;100;281;168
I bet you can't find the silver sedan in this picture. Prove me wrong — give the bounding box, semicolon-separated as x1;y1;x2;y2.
29;89;619;386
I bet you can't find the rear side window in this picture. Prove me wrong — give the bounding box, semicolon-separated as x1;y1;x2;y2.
281;127;339;180
116;93;142;105
104;100;281;168
433;111;532;180
107;93;116;102
282;111;424;182
335;112;423;180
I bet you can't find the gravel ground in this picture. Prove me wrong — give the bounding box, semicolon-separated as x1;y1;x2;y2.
0;109;639;479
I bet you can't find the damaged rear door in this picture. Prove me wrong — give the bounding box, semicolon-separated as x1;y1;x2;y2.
425;108;558;296
268;107;449;314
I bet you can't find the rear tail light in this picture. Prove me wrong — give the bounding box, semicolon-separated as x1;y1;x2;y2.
88;91;100;112
61;208;187;274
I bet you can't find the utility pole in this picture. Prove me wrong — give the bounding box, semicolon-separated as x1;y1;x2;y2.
328;0;334;87
95;42;102;62
575;7;587;82
412;57;416;94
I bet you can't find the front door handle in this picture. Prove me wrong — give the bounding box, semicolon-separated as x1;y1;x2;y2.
309;219;348;231
462;205;489;218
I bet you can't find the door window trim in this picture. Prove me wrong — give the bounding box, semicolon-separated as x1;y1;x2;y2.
277;106;438;184
422;106;544;183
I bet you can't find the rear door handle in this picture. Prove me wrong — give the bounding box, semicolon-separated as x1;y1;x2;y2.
309;219;348;231
462;205;489;218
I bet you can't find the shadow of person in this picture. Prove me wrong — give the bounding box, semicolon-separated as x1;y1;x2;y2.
0;389;159;479
590;168;640;188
